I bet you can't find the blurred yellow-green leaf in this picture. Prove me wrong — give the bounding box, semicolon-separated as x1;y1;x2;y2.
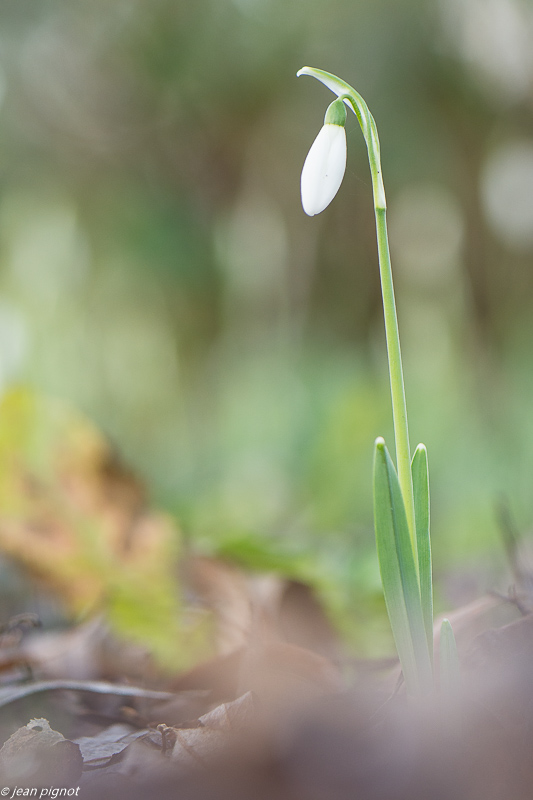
0;388;207;668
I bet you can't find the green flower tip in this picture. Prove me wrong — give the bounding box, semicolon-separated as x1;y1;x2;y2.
324;98;346;127
375;436;386;450
414;443;427;455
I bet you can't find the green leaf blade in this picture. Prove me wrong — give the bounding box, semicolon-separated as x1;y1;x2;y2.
412;443;433;660
373;437;432;694
439;619;460;694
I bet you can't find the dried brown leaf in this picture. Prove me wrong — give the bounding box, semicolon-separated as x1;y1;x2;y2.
464;612;533;673
169;727;228;767
0;718;82;786
278;580;340;658
185;556;253;654
74;724;150;766
115;736;167;778
433;593;522;654
170;648;244;701
197;690;255;730
20;617;162;683
237;640;342;706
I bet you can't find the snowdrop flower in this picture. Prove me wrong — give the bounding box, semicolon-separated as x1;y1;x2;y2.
301;98;347;216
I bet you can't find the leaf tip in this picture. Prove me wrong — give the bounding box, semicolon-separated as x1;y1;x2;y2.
375;436;386;450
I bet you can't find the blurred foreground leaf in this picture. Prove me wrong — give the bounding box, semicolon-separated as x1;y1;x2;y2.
0;387;208;668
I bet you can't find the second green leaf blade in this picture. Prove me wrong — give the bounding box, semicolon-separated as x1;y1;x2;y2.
412;443;433;661
373;437;432;695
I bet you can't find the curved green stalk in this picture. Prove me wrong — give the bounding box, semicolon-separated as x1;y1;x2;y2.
374;207;415;554
297;67;416;551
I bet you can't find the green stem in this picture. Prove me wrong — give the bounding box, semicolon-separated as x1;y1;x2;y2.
296;67;417;551
374;207;416;554
345;92;416;553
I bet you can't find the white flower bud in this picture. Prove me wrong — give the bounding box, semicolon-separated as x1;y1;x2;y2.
301;100;347;216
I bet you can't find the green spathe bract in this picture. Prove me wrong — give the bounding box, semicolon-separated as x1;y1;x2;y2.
298;66;449;695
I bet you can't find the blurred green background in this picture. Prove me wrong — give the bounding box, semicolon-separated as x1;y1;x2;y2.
1;0;533;655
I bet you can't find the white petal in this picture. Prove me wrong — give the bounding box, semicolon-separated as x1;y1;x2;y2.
301;124;347;216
